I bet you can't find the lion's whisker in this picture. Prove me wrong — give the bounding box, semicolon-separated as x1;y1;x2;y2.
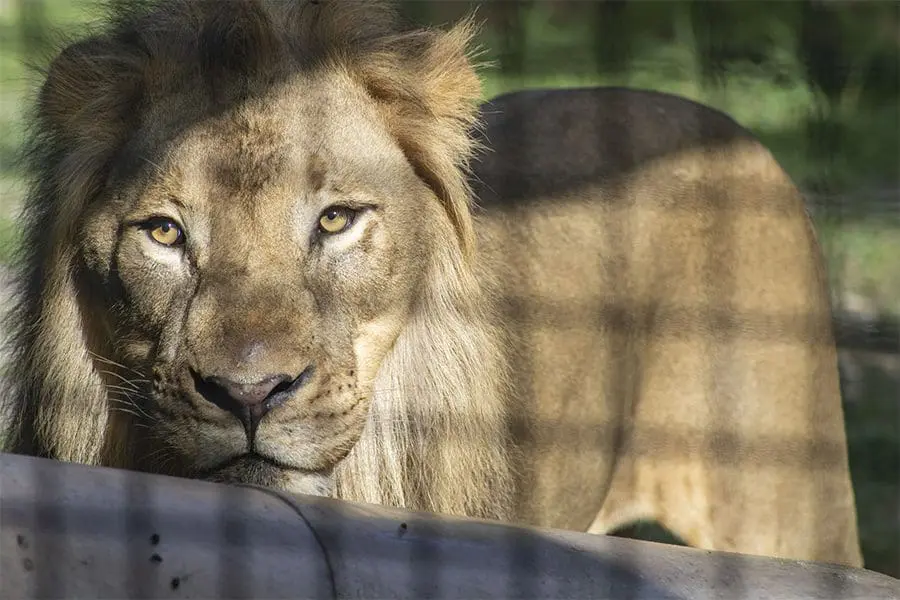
99;370;150;389
107;394;155;421
108;406;146;421
88;351;146;378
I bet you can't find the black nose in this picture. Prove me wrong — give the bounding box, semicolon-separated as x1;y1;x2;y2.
192;366;314;440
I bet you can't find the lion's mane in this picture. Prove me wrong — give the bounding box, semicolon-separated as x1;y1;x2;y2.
3;0;514;520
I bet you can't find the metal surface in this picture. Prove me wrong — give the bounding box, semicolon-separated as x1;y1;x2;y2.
2;453;898;599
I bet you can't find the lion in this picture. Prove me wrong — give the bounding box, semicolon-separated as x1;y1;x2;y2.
2;0;862;568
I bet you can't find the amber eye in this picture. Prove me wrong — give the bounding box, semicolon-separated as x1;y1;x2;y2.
318;206;356;234
145;219;184;247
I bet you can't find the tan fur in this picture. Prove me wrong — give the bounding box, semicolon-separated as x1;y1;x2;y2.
3;0;861;568
473;136;861;565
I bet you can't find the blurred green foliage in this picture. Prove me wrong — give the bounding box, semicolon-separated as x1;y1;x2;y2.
408;0;899;195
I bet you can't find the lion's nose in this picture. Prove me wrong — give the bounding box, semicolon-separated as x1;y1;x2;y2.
191;366;314;439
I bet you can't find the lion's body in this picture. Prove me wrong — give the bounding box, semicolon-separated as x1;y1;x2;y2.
471;88;860;564
2;0;861;568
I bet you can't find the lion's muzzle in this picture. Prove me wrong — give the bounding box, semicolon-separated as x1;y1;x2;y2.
190;365;315;442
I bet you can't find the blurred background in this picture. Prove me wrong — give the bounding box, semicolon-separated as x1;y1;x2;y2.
0;0;897;577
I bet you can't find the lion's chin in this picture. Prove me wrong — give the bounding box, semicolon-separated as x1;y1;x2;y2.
201;454;333;497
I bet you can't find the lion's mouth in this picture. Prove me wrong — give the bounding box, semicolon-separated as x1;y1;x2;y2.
197;452;325;488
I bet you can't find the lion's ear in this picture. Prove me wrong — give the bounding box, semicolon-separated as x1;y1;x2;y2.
363;19;484;258
38;37;144;147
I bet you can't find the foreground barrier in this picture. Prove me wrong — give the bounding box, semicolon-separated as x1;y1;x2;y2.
2;453;898;599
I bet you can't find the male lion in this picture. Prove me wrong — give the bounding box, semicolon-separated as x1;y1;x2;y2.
3;0;861;567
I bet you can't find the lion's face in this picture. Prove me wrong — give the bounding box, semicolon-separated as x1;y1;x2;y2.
79;72;438;493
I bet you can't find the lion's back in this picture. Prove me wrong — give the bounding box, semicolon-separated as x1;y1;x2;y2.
470;87;755;209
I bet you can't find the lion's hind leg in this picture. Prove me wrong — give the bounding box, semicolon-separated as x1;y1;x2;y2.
587;392;861;568
585;430;716;552
586;314;863;567
582;141;863;567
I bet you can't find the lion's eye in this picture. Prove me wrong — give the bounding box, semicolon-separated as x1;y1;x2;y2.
318;206;356;234
144;219;185;247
